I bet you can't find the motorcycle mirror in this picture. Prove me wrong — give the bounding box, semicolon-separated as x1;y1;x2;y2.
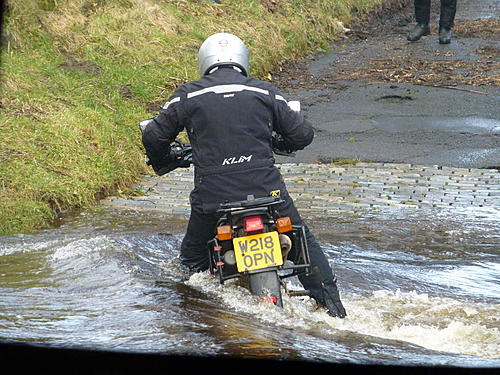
287;100;300;112
139;118;154;134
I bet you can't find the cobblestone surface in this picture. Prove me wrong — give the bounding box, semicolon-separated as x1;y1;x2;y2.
102;163;500;218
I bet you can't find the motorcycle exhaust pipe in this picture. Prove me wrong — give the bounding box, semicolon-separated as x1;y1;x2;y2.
279;234;292;260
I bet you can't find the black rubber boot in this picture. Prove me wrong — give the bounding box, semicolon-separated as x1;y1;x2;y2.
407;23;431;42
438;0;456;44
439;27;452;44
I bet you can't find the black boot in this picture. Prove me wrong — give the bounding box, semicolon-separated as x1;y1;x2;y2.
321;279;347;318
306;274;347;318
407;23;430;42
439;27;452;44
439;0;456;44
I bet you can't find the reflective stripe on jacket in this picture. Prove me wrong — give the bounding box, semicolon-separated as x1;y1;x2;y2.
141;67;314;213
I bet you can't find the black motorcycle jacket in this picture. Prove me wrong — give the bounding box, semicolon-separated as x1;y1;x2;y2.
141;67;314;213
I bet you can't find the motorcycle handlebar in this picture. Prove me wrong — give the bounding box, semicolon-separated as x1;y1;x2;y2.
145;137;295;176
170;141;193;164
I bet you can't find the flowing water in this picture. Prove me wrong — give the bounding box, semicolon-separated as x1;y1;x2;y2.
0;204;499;367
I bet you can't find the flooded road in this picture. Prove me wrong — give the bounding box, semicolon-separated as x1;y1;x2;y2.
1;197;498;367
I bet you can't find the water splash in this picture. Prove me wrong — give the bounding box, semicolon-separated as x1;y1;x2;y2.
344;290;500;359
184;271;500;360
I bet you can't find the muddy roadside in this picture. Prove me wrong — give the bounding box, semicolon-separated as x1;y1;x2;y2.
272;0;499;169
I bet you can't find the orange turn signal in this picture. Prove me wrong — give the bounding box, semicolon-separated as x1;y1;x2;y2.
276;217;292;233
216;225;233;241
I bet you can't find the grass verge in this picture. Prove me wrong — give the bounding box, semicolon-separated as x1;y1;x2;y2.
1;0;384;235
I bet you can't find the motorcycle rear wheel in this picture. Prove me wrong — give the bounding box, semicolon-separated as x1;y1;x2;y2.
248;270;283;307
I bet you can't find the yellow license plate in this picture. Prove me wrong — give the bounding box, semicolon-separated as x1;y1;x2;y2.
233;231;283;272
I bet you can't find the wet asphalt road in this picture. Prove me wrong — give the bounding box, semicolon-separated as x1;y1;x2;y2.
274;0;500;169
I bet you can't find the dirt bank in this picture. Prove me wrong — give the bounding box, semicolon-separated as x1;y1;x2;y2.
273;0;500;169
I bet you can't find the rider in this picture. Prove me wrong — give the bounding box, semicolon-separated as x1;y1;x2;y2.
140;33;347;318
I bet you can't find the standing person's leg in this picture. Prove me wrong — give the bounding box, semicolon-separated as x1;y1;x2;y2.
408;0;432;41
415;0;432;25
180;209;219;272
439;0;457;44
277;192;347;318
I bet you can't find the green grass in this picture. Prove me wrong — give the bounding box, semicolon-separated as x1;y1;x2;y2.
0;0;384;235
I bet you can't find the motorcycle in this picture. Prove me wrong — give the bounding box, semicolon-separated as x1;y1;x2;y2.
207;194;311;307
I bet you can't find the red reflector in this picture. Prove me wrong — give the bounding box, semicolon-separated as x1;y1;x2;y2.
243;216;264;232
260;296;278;304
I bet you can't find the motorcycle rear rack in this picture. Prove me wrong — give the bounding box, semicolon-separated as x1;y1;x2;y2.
217;195;284;213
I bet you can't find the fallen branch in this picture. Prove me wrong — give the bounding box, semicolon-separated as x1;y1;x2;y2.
416;83;489;95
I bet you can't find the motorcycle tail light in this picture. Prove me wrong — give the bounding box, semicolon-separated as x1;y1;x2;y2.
276;217;292;233
243;216;264;232
216;225;233;241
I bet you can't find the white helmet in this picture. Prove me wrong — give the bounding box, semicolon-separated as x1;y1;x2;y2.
197;33;249;76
